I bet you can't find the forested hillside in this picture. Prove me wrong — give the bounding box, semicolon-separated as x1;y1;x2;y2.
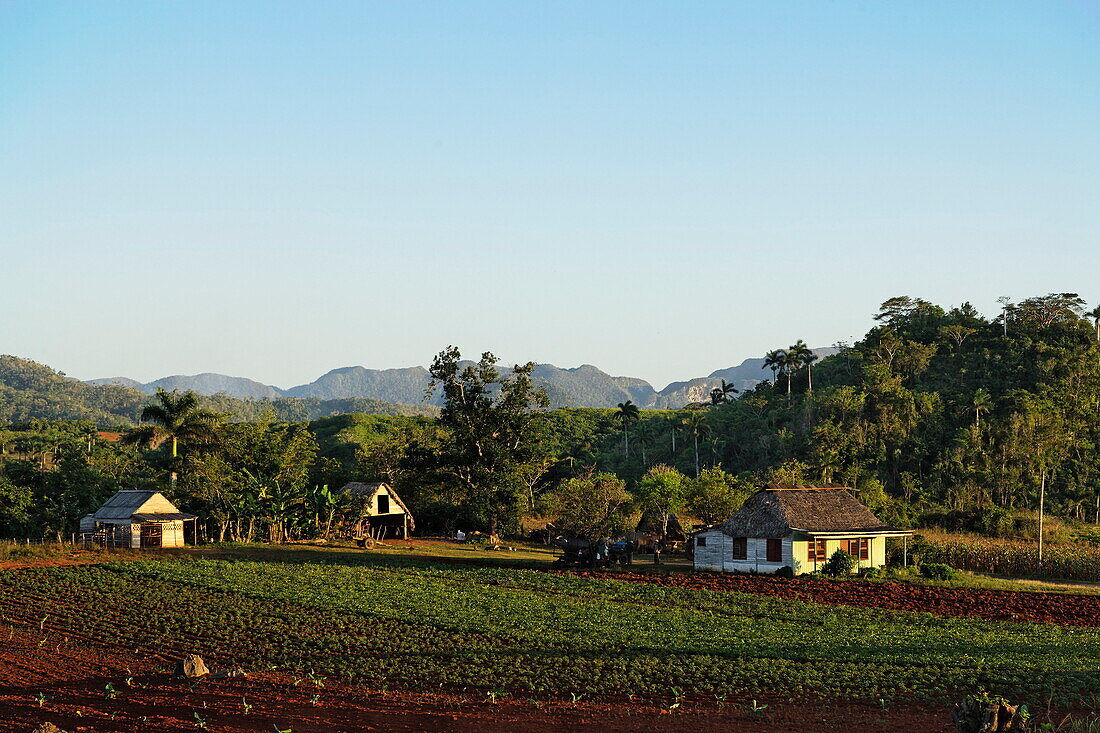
0;356;436;426
4;294;1099;543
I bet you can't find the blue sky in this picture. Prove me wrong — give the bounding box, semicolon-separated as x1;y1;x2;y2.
1;2;1097;390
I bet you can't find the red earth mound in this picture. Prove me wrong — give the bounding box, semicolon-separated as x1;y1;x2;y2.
564;569;1100;626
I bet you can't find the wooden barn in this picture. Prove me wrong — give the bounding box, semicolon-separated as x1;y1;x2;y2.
78;490;196;548
341;481;415;539
692;485;910;574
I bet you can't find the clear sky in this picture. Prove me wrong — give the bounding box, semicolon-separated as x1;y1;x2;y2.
1;2;1097;390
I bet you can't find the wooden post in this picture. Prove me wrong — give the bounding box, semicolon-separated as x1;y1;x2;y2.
903;535;908;568
1038;472;1045;572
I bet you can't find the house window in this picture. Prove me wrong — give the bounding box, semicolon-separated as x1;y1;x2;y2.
843;538;869;560
377;494;390;514
732;537;747;560
696;536;707;547
809;539;827;563
766;538;782;563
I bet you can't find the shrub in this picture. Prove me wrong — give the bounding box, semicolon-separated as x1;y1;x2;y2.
773;565;794;579
857;566;886;580
920;562;957;581
822;548;856;577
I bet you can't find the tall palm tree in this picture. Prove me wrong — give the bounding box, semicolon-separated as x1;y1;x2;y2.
762;349;786;386
615;400;640;458
787;340;815;393
972;388;992;429
1088;305;1100;341
681;410;711;477
122;389;220;487
781;349;804;396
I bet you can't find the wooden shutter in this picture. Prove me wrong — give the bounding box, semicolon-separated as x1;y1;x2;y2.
766;538;782;563
860;538;869;560
810;539;826;562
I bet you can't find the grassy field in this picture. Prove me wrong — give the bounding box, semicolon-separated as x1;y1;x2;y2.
1;548;1099;705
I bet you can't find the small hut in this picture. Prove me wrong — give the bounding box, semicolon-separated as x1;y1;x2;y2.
341;481;415;540
692;485;910;574
79;490;196;548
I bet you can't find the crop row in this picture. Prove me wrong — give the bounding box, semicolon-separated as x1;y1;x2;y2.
1;558;1099;702
919;537;1100;581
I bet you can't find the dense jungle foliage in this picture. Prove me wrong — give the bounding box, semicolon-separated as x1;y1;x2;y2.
2;294;1099;544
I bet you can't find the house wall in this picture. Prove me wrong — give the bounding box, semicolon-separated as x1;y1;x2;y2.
695;533;891;575
692;530;730;571
161;520;185;548
692;532;796;574
793;534;889;574
365;486;404;518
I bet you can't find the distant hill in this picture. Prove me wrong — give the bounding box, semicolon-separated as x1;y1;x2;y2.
80;348;840;410
0;355;436;427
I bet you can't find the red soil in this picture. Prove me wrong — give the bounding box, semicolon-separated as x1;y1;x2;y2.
0;625;953;733
565;570;1100;626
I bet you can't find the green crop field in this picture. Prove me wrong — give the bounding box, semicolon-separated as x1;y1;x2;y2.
1;556;1098;704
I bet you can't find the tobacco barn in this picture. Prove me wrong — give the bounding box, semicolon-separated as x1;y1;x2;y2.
692;485;910;574
341;481;415;539
78;490;196;548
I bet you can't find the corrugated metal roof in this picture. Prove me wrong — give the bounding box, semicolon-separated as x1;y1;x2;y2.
132;512;196;522
92;491;187;521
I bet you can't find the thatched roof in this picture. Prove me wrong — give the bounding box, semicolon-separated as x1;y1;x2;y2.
340;481;415;529
92;490;195;522
721;485;896;538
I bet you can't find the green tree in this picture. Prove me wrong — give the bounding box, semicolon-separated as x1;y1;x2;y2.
633;464;687;537
122;389;220;487
427;347;550;534
550;470;632;541
686;467;750;525
680;410;711;476
615;400;640;458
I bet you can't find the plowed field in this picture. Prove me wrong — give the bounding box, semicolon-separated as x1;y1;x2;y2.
566;570;1100;626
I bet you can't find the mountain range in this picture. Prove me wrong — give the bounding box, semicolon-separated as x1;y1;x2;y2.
87;349;837;410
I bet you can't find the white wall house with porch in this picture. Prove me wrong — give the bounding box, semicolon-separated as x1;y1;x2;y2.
79;490;196;548
693;486;910;575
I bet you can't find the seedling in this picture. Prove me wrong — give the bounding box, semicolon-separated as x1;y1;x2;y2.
308;671;326;688
193;712;209;730
104;683;118;699
746;699;768;717
273;726;293;733
310;693;321;706
242;696;254;713
34;691;47;707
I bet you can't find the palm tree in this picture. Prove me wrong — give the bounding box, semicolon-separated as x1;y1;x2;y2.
1088;305;1100;341
615;400;640;458
972;388;992;429
762;349;786;386
122;389;220;487
787;340;815;393
709;379;738;405
782;349;804;396
681;410;711;477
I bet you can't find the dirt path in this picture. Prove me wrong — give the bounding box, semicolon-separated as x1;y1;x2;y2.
0;624;954;732
565;569;1100;626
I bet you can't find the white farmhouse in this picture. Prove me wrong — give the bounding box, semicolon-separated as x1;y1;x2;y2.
693;485;910;574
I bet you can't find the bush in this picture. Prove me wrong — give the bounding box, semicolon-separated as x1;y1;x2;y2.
920;562;957;581
822;548;856;577
857;566;886;580
773;565;794;579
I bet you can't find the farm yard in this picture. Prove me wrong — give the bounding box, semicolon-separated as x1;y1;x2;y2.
2;543;1100;731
